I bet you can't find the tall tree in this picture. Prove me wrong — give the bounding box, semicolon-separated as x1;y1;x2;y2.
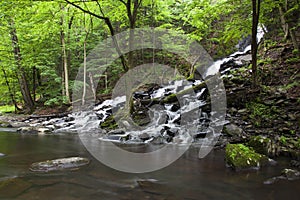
65;0;129;71
9;20;35;112
251;0;261;87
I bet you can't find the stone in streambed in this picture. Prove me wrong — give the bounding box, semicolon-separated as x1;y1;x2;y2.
264;168;300;184
107;129;125;135
248;136;279;157
30;157;90;172
17;126;38;134
0;120;12;128
17;126;51;135
225;143;269;170
37;128;51;134
223;124;243;136
139;132;151;141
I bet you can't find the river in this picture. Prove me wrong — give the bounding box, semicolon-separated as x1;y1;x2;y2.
0;130;299;200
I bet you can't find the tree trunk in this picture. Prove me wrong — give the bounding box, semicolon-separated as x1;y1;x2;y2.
61;5;70;104
65;0;129;72
251;0;261;87
82;39;87;106
1;67;21;112
88;72;97;102
278;2;299;51
10;21;34;113
279;6;289;40
32;66;37;101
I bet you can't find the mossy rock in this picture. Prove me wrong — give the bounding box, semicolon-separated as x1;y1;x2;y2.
100;115;118;130
225;143;269;170
248;136;278;157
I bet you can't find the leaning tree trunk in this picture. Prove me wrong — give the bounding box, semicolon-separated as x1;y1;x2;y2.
10;21;34;113
251;0;261;87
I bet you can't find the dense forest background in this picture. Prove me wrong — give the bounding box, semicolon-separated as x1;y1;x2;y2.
0;0;299;114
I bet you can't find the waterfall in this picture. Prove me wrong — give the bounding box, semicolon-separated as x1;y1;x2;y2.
55;26;265;145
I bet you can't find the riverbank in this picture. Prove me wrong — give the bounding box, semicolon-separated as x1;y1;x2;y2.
0;39;299;171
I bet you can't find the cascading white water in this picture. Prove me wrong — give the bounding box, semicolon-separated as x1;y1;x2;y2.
55;26;266;145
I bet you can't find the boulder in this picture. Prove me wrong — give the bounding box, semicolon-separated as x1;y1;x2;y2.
248;136;279;157
17;127;38;134
225;143;269;170
281;168;300;180
37;128;51;135
149;136;165;145
30;157;90;172
264;168;300;184
0;121;12;128
223;124;243;136
138;132;151;141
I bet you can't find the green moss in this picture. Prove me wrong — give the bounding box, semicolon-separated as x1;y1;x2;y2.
248;136;277;157
246;102;278;127
161;81;206;104
225;143;268;170
100;115;118;130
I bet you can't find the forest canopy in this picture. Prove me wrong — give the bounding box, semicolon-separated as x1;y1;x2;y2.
0;0;299;113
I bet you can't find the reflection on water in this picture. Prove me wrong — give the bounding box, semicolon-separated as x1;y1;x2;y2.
0;130;299;200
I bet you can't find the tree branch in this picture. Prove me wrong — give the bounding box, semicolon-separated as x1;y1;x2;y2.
65;0;107;21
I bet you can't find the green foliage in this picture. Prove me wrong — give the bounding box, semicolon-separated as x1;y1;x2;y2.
286;56;300;64
0;105;15;113
279;136;288;145
100;115;118;130
246;102;278;127
0;0;297;111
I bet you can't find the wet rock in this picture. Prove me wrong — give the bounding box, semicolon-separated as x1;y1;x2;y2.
248;136;279;157
37;128;51;135
17;126;38;134
139;132;151;141
170;104;180;112
9;121;27;128
30;157;90;172
0;121;12;128
166;128;179;137
237;109;247;114
193;132;207;139
291;160;300;168
149;136;165;145
225;143;269;170
282;168;300;180
107;129;125;135
106;134;131;142
224;124;243;136
264;168;300;185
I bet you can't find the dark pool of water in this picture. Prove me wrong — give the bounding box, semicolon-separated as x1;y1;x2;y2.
0;130;299;200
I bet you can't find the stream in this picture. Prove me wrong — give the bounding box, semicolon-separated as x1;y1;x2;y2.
1;26;299;199
0;130;299;199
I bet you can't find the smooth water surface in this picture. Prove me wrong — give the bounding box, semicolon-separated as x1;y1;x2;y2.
0;130;299;200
